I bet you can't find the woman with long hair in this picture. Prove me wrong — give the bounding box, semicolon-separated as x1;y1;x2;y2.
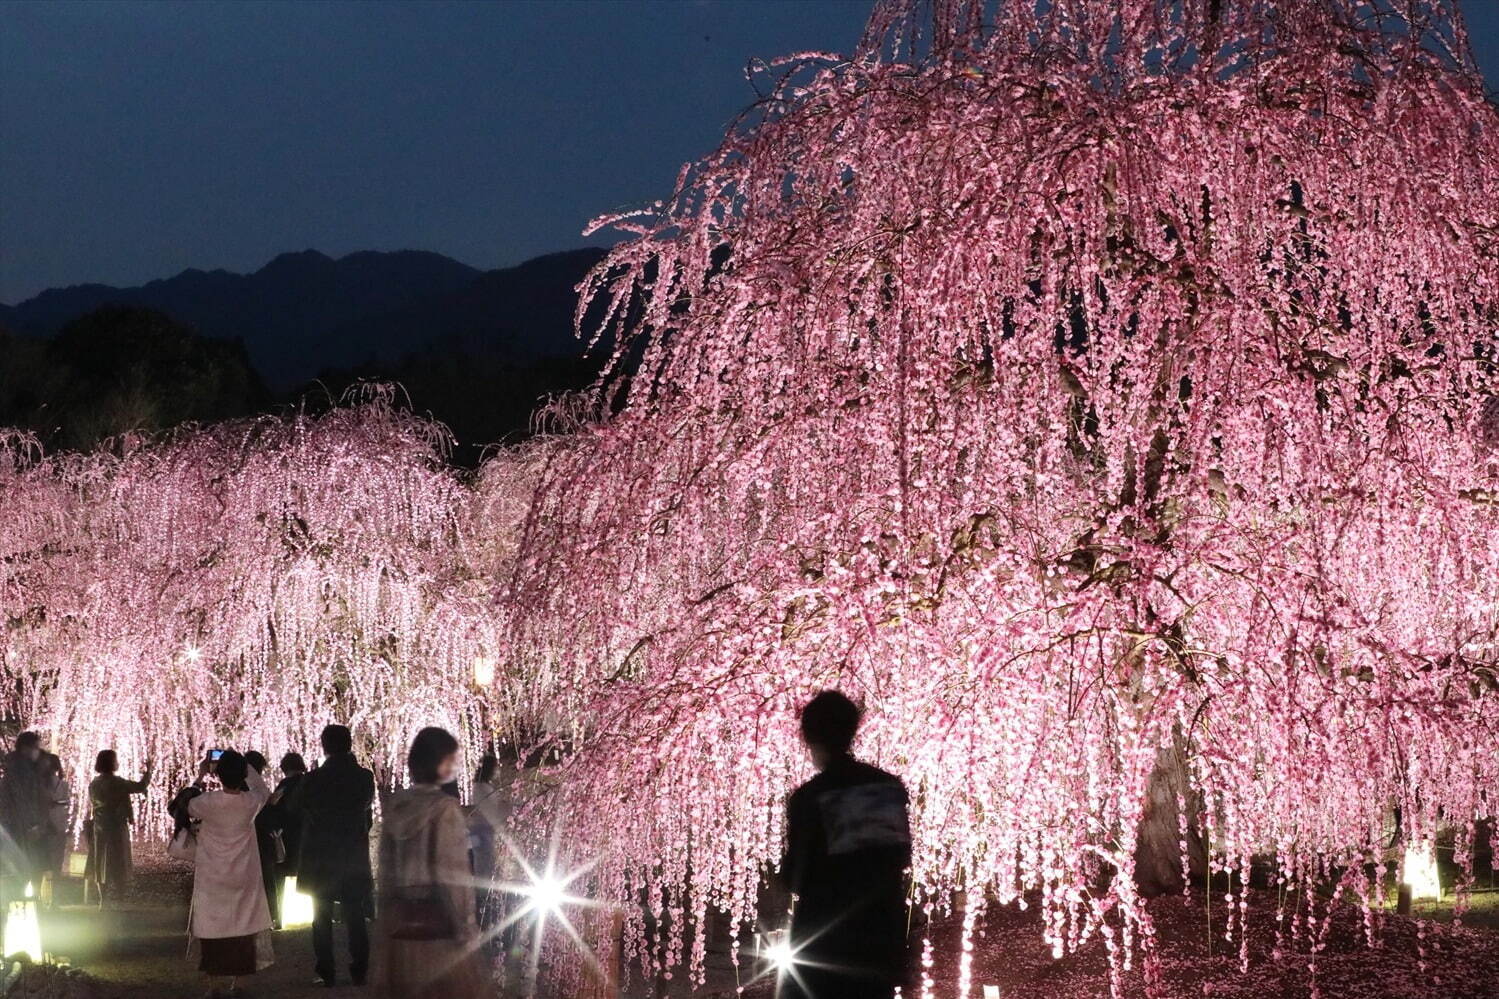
378;727;487;998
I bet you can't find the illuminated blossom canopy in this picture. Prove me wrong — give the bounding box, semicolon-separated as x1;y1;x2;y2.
0;395;550;819
506;0;1499;989
1;0;1497;994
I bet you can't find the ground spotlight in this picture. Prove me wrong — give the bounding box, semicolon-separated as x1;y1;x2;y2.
523;872;567;917
280;875;315;927
757;930;801;979
766;937;796;973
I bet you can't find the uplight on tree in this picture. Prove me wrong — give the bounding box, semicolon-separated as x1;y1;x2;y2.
1403;843;1442;901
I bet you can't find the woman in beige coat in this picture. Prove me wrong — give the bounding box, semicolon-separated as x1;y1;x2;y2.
86;750;151;903
377;728;487;999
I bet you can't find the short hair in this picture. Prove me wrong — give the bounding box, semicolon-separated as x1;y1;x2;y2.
407;727;459;785
216;749;249;791
320;724;353;755
16;731;40;751
799;690;862;753
280;752;307;774
244;751;267;774
95;749;118;774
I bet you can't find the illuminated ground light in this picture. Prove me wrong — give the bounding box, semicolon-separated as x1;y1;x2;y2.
755;929;804;991
3;881;43;962
281;876;315;927
764;936;797;974
522;872;567;918
1403;842;1441;901
495;844;609;987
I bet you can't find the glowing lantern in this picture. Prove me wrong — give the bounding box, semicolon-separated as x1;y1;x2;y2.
281;876;315;927
3;881;43;962
472;655;496;688
1403;842;1441;900
758;931;798;976
983;988;1002;999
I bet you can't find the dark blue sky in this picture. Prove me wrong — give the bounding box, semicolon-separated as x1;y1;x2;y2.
3;0;1496;303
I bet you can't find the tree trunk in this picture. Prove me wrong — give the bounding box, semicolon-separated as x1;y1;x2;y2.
1132;738;1208;896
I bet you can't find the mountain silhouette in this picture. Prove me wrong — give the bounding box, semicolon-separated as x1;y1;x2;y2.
2;247;608;389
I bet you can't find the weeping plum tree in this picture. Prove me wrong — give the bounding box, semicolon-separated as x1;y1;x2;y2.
508;0;1499;989
0;394;549;822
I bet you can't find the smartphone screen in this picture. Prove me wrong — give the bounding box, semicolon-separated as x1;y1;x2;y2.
209;749;224;761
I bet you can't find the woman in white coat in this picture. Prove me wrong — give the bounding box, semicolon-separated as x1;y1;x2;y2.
185;749;274;996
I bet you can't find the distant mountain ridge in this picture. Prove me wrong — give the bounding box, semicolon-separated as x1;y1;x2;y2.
2;247;608;389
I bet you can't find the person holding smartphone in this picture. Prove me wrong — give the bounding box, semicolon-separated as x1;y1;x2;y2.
184;748;275;996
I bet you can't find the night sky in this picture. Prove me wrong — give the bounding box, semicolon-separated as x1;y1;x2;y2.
3;0;1497;304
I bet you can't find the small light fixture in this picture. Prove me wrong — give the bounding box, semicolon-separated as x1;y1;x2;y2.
472;655;495;687
3;880;43;962
983;987;1002;999
760;931;797;975
281;876;315;927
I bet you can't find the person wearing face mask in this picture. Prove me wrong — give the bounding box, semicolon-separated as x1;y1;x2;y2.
377;727;486;999
285;724;375;988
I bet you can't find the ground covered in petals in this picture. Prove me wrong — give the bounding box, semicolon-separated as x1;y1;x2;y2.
718;889;1499;999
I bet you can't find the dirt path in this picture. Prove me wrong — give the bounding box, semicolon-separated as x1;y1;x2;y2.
36;860;360;999
27;856;1499;999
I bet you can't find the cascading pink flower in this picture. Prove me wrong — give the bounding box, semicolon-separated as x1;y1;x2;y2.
504;0;1499;991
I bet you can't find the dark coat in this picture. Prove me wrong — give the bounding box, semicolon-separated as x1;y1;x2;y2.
781;754;912;997
0;751;48;879
287;752;375;896
262;771;306;873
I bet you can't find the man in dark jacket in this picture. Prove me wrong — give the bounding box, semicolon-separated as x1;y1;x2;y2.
288;724;375;987
0;732;49;903
780;691;912;999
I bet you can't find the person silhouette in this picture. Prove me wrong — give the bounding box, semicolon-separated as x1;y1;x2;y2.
286;724;375;987
780;690;912;999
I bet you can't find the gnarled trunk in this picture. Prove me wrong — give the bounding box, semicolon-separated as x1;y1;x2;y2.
1133;739;1208;896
